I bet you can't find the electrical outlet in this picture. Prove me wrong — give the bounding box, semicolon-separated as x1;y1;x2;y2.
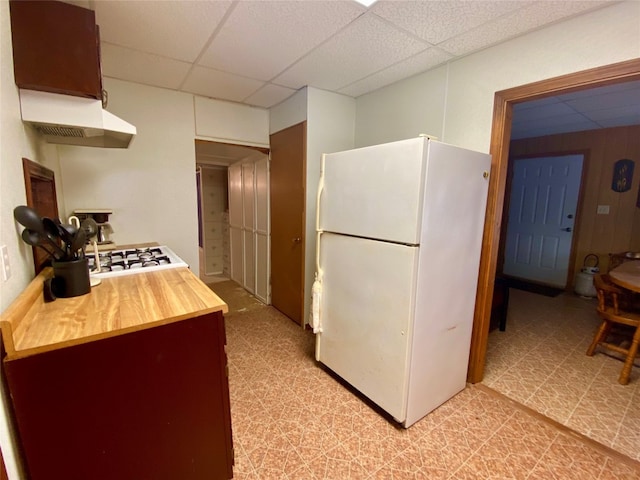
1;245;10;281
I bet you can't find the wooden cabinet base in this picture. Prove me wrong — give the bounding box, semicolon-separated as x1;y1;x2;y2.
4;312;233;479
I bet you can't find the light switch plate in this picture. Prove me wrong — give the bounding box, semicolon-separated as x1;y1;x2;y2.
1;245;10;281
597;205;610;215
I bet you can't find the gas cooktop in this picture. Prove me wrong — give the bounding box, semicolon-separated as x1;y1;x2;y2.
88;246;188;278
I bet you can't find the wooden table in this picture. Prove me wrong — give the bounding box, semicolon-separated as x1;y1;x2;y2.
609;260;640;293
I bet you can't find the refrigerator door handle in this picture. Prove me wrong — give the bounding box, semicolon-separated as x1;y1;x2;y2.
310;154;326;334
315;153;326;274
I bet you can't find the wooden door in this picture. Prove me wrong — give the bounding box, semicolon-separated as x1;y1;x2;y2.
270;122;306;324
502;154;583;287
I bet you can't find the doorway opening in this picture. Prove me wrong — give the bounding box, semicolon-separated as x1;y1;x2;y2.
469;58;640;383
194;139;270;303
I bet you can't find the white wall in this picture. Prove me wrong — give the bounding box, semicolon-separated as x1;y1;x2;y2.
304;88;355;323
269;87;307;135
57;78;269;273
355;64;448;147
269;87;356;323
355;1;640;152
195;96;269;146
57;79;200;269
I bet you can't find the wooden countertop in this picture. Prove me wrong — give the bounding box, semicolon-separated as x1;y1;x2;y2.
1;267;228;358
609;259;640;293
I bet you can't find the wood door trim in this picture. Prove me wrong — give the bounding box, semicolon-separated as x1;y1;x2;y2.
22;158;59;274
22;158;55;193
194;139;269;156
467;58;640;383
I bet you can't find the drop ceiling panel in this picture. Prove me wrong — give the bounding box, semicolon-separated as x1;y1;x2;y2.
597;114;640;128
274;13;429;91
339;47;453;97
582;105;640;122
511;119;600;139
95;1;233;62
512;102;580;124
558;80;640;100
76;0;630;134
565;89;640;112
438;1;611;56
101;43;192;90
198;0;365;81
244;84;298;109
182;66;265;102
371;0;524;45
520;112;596;129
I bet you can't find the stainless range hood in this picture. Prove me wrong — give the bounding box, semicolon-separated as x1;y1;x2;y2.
19;89;136;148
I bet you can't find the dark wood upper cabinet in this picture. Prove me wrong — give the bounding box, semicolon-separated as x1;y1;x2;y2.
9;0;103;99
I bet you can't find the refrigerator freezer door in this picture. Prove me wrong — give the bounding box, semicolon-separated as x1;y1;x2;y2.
315;233;418;422
404;141;491;427
319;137;426;245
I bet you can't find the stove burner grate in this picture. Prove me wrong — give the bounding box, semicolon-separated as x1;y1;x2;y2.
89;248;173;273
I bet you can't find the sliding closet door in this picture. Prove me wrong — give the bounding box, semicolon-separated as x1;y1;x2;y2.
228;157;270;301
228;163;243;285
242;163;256;294
254;157;270;303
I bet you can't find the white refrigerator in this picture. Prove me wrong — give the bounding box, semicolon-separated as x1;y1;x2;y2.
313;136;490;427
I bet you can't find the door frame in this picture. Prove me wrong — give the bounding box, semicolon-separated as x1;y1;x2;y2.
467;58;640;383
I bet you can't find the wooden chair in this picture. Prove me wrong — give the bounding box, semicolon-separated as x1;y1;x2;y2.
586;274;640;385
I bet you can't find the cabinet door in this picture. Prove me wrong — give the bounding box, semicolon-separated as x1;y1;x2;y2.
9;0;102;99
4;313;234;479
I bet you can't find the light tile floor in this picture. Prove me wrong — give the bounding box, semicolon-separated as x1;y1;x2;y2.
211;281;640;479
483;287;640;462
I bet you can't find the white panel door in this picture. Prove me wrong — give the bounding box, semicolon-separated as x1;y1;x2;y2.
316;233;418;422
228;163;243;228
228;164;244;283
241;162;255;293
319;137;426;244
243;230;255;293
503;155;583;287
230;226;243;284
254;157;270;303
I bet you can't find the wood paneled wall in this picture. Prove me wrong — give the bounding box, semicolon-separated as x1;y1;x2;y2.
509;125;640;279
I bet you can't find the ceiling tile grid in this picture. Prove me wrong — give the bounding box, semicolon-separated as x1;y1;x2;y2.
437;1;614;56
197;0;365;81
81;0;635;138
338;46;453;97
95;0;233;62
272;12;430;91
243;83;298;109
181;65;265;102
511;79;640;139
371;0;525;45
100;43;192;90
